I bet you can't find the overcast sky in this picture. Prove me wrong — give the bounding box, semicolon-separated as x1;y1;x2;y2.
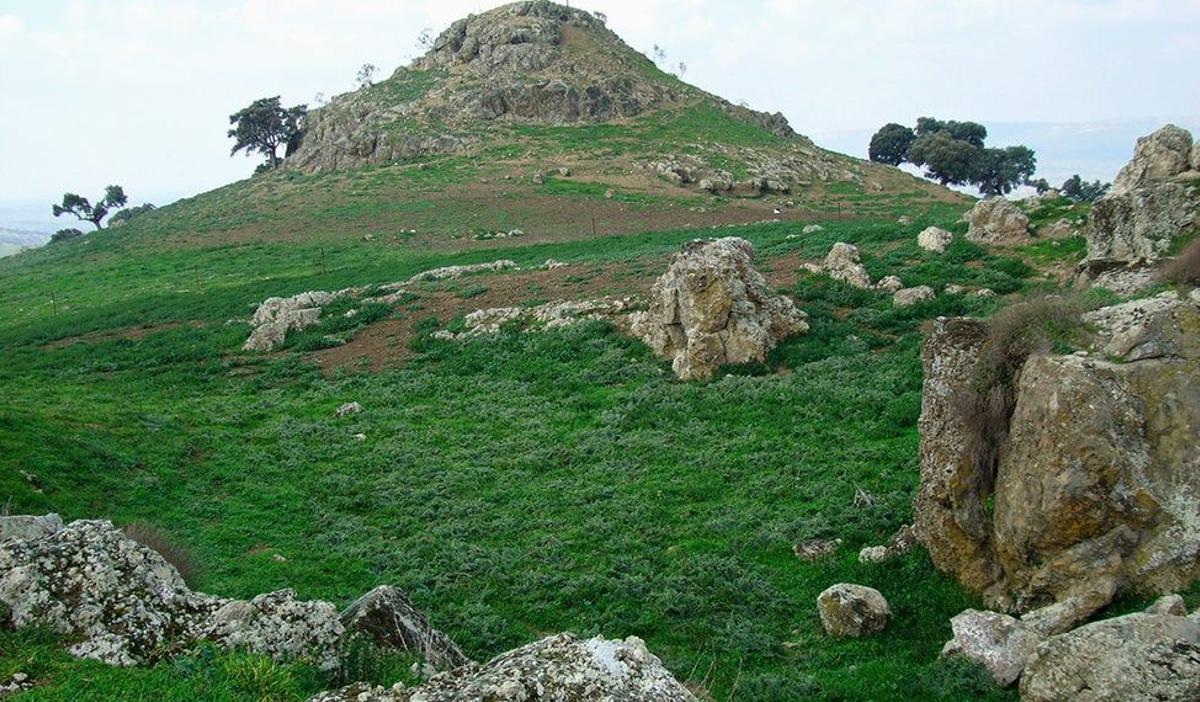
2;0;1198;229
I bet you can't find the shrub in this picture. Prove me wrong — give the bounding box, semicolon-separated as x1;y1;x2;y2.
956;296;1085;492
50;228;84;244
1160;237;1200;288
121;523;200;587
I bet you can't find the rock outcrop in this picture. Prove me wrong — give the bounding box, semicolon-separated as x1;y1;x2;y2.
822;242;872;289
917;226;954;254
0;513;64;543
1111;124;1195;195
244;291;340;352
340;586;471;671
0;518;461;673
1079;125;1200;294
435;297;638;340
1020;609;1200;701
966;198;1030;244
310;634;697;702
816;584;891;637
913;291;1200;621
630;238;808;380
942;609;1041;687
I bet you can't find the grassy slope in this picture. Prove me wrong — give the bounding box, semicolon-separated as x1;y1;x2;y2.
0;175;1050;700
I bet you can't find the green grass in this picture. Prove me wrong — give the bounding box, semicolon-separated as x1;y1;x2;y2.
0;202;1047;700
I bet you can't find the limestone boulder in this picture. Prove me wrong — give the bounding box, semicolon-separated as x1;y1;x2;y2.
244;291;339;352
875;275;904;294
914;293;1200;619
0;519;224;666
918;226;954;254
340;586;470;671
822;242;872;289
817;584;891;637
1086;182;1197;265
942;609;1041;687
1111;124;1194;195
893;286;935;308
966;198;1030;244
1020;611;1200;701
1193;141;1200;171
197;590;345;672
630;238;808;380
309;634;697;702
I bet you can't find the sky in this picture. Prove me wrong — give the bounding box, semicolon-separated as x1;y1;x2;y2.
1;0;1198;231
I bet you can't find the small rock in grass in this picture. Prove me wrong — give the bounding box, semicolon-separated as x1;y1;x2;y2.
893;286;935;307
875;275;904;293
793;538;843;561
337;402;363;417
817;584;891;637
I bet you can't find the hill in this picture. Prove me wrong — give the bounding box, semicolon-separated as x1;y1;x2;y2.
0;3;1080;702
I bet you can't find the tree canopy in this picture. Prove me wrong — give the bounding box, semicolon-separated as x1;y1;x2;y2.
1061;174;1111;203
869;116;1037;196
228;97;307;171
51;185;128;230
868;123;916;166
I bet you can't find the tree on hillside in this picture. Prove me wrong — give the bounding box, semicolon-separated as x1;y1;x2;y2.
228;97;307;171
868;123;916;166
356;63;377;88
51;185;128;230
870;116;1039;195
973;146;1037;197
908;131;980;186
1061;174;1111;203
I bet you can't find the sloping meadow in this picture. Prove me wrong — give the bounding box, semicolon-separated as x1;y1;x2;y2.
0;211;1031;700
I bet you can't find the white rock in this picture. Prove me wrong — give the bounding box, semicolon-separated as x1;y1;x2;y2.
823;243;872;289
918;227;954;254
893;286;935;307
817;584;891;637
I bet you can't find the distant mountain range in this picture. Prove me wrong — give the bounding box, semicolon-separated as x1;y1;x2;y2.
0;226;50;257
812;116;1200;186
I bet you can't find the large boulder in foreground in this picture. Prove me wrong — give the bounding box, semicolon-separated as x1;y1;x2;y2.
966;198;1030;244
0;518;459;672
914;291;1200;620
309;634;697;702
1020;610;1200;701
630;237;808;380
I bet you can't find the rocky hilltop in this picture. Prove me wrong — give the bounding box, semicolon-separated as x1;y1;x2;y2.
287;1;865;194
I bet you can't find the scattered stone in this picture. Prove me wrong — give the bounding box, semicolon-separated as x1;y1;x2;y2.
542;259;569;270
944;284;967;295
0;672;33;696
336;402;363;417
875;275;904;293
630;238;808;380
966;198;1031;244
557;166;571;177
437;297;638;341
408;260;518;282
918;226;954;254
340;586;470;671
817;584;891;637
802;224;824;234
858;524;916;564
823;242;872;289
1040;219;1077;240
532;173;545;185
893;286;935;307
942;609;1041;687
972;288;997;298
353;434;367;443
309;634;697;702
793;538;842;562
1020;611;1200;702
897;216;913;226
